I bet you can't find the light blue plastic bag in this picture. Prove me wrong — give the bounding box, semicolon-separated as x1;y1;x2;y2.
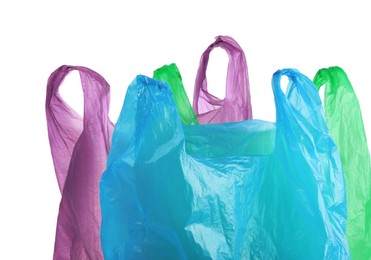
100;69;349;259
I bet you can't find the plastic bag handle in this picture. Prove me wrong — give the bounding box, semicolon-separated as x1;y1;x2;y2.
272;69;328;131
153;63;199;125
313;66;355;99
193;35;252;119
313;65;371;161
45;65;111;191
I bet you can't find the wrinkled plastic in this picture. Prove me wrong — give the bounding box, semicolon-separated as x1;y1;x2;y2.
46;65;113;259
153;63;198;125
193;35;252;124
313;66;371;259
100;69;349;259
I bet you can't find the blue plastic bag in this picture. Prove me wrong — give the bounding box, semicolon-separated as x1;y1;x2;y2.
100;69;349;259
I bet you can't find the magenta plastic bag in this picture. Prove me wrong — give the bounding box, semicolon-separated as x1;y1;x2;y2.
193;35;252;124
45;65;114;259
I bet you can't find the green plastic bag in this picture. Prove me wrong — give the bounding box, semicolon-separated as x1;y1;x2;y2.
314;66;371;259
153;64;198;125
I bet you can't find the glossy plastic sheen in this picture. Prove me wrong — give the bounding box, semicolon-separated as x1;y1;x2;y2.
153;63;198;125
193;35;252;124
100;70;349;259
314;67;371;260
46;65;113;259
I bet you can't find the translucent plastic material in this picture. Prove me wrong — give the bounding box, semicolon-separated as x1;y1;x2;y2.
100;69;349;259
314;66;371;260
153;63;198;125
193;35;252;124
46;65;113;259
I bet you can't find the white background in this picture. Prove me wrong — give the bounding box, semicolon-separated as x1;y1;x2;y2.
1;1;370;259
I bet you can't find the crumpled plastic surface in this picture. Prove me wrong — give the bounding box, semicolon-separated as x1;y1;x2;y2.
100;69;349;259
46;65;113;259
153;63;198;125
193;35;252;124
314;66;371;259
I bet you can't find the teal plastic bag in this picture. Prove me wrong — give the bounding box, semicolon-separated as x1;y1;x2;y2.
100;69;349;259
314;67;371;259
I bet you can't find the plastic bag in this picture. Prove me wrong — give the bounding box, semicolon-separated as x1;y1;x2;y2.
46;65;113;259
153;63;198;125
100;69;349;259
193;35;252;124
313;66;371;259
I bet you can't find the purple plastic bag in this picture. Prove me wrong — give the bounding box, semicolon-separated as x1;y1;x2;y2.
45;65;114;259
193;35;252;124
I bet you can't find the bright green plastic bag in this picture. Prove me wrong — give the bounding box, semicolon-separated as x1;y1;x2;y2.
314;66;371;259
153;63;198;125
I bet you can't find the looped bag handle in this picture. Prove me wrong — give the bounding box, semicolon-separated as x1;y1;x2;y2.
193;35;252;124
45;65;111;191
272;68;329;133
